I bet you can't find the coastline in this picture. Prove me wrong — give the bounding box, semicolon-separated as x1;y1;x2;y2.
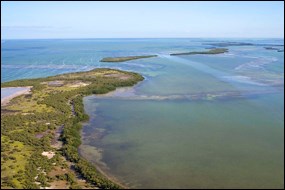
79;84;144;189
94;162;128;189
1;86;32;106
1;68;144;189
78;142;129;189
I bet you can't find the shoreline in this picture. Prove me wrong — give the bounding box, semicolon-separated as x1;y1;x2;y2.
1;86;33;106
93;161;129;189
1;68;144;189
79;84;144;189
95;164;128;189
79;127;128;188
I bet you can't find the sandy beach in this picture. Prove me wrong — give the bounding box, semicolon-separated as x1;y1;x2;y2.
1;86;32;106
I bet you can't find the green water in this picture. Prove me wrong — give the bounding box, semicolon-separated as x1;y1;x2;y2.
82;93;283;188
2;39;283;188
71;38;283;189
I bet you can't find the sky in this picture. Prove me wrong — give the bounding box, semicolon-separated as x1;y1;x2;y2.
1;1;284;39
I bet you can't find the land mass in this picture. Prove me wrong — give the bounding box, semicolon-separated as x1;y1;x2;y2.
1;68;144;189
100;55;157;62
264;47;284;52
205;42;284;47
205;42;253;47
170;48;228;56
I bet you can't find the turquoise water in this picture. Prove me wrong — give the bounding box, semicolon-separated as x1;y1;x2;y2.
2;38;284;188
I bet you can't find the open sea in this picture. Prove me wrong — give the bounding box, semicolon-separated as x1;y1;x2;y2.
1;38;284;188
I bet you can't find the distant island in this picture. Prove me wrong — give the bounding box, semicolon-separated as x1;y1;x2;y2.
170;48;228;56
205;42;253;47
205;42;284;48
100;55;157;62
264;47;284;52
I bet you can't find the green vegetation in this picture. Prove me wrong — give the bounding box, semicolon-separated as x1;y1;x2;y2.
205;42;253;47
100;55;157;62
1;68;144;189
170;48;228;56
264;47;284;52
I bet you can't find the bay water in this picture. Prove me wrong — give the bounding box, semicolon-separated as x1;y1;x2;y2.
2;38;284;188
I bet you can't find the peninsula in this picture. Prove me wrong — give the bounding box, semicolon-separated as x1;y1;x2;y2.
100;55;157;62
170;48;228;56
1;68;144;189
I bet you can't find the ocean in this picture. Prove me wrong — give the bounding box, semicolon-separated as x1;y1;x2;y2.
2;38;284;188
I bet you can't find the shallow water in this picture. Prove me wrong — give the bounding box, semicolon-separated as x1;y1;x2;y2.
80;39;284;188
82;93;284;188
2;38;284;188
1;87;30;99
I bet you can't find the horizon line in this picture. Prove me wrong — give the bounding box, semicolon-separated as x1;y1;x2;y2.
2;37;284;40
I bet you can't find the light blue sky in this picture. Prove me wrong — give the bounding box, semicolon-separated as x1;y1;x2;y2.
1;1;284;39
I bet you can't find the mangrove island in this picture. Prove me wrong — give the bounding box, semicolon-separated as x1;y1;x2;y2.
1;68;144;189
170;48;228;56
100;55;157;62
